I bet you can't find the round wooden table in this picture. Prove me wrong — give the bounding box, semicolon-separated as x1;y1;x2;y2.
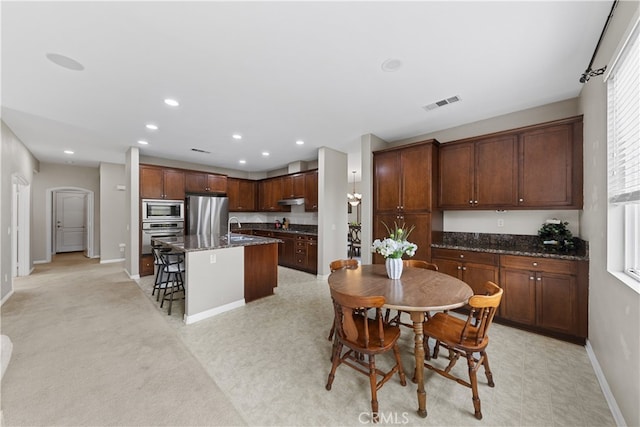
328;264;473;418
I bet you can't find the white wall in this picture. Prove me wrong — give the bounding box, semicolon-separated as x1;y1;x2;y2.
31;163;100;262
579;2;639;426
99;163;128;262
0;121;39;301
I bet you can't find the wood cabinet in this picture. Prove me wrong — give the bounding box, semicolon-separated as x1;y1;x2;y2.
439;135;517;209
373;141;441;264
282;173;305;198
431;248;499;295
304;170;318;212
293;234;318;274
438;116;583;210
184;171;227;194
140;254;155;277
140;165;185;200
244;243;278;302
258;178;287;212
499;254;588;342
227;178;257;211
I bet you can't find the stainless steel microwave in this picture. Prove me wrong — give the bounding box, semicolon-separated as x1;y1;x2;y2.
141;199;184;221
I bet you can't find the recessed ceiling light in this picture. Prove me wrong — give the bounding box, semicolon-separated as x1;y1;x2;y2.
145;124;158;130
137;140;149;145
296;140;304;145
232;134;242;140
46;53;84;71
64;150;74;154
239;159;247;164
262;152;270;157
164;98;179;107
381;58;403;72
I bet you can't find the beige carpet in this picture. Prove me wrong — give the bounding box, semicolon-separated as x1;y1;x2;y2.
1;253;245;426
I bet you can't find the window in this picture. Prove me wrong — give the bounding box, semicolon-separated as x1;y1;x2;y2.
607;17;640;289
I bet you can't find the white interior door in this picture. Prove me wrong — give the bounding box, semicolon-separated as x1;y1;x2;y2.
55;191;87;253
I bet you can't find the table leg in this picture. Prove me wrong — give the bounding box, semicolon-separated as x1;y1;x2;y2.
410;311;427;418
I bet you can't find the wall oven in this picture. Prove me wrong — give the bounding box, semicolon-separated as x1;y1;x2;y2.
141;221;184;254
142;199;184;222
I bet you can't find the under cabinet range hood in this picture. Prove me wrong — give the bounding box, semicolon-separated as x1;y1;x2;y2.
277;197;305;206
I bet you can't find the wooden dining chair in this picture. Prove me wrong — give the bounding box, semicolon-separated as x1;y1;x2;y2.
422;281;503;420
385;260;439;327
327;259;360;342
326;288;406;423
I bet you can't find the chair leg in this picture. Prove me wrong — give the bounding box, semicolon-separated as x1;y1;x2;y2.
326;342;343;391
481;351;495;387
368;354;379;423
392;344;407;386
327;324;335;341
465;352;483;420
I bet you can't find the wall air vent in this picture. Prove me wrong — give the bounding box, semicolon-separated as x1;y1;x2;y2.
423;95;461;111
191;148;211;154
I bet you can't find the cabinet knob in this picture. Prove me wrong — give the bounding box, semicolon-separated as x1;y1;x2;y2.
469;200;473;204
537;277;542;281
474;200;478;204
459;254;464;258
462;267;467;271
457;266;462;270
530;276;535;280
519;198;524;202
533;262;538;266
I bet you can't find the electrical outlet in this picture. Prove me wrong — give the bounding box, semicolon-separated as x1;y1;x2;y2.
210;254;217;264
497;219;505;227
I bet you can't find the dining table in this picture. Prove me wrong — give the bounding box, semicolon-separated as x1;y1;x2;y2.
328;263;473;418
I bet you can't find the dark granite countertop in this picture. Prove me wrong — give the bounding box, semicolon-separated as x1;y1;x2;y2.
431;232;589;261
231;222;317;237
153;234;282;253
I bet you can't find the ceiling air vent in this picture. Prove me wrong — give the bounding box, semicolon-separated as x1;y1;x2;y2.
423;95;461;111
191;148;211;154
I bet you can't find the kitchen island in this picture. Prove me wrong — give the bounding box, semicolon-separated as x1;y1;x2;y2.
154;233;280;324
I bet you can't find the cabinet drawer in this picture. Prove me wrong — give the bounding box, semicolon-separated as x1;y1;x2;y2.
500;255;577;275
432;248;498;265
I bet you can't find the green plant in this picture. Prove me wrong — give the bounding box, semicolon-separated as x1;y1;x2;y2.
538;220;575;252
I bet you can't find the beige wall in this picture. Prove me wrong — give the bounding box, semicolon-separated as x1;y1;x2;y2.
578;2;639;426
99;163;128;262
31;163;100;262
1;121;39;301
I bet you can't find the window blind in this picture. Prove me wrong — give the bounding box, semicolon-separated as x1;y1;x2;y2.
607;23;640;204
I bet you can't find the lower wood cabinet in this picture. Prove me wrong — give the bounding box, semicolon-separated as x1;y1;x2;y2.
431;248;498;295
244;243;278;302
140;254;155;277
252;230;317;274
499;254;588;343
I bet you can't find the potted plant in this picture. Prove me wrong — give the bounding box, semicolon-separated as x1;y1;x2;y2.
372;222;418;279
537;219;576;253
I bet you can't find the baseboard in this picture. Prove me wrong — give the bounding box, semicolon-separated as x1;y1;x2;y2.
184;299;245;324
0;289;14;307
100;258;125;264
33;260;47;265
585;339;627;426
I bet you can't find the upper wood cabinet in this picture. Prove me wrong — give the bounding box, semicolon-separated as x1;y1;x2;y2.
439;135;518;209
258;177;286;212
227;178;257;212
304;170;318;212
282;173;305;199
374;141;437;214
185;171;227;194
140;165;185;200
438;116;583;210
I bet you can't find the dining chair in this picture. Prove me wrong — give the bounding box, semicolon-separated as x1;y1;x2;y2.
326;288;406;423
348;225;362;259
422;281;503;420
385;260;439;327
327;259;360;342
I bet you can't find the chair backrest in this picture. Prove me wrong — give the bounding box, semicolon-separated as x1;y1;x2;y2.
348;225;361;244
402;259;438;271
460;281;503;346
329;259;359;272
330;288;386;348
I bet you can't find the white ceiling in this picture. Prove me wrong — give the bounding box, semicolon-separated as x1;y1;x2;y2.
1;1;612;178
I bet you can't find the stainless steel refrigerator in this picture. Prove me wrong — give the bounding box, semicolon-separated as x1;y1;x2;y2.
185;194;229;237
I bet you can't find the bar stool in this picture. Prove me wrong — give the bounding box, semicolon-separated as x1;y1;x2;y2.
157;251;185;315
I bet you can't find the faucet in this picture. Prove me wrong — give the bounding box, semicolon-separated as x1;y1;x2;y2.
228;216;241;241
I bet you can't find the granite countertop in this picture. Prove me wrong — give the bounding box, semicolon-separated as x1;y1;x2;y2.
153;234;282;253
231;222;318;237
431;232;589;261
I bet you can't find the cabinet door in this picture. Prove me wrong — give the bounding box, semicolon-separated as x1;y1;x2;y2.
259;179;284;211
518;124;574;207
163;170;185;200
140;166;164;199
304;171;318;211
400;213;432;262
439;143;474;208
307;239;318;273
282;174;305;198
374;151;401;212
373;213;401;264
500;268;536;325
185;172;207;193
401;144;433;212
475;135;518;208
431;258;462;280
462;262;499;295
536;272;577;334
237;180;256;211
206;174;227;193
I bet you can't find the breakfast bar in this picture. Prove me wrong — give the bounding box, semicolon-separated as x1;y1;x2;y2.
154;233;280;324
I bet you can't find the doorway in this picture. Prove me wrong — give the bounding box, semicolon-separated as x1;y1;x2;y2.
45;187;94;262
11;175;30;278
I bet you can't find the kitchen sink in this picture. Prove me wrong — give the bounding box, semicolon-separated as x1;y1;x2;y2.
228;235;255;242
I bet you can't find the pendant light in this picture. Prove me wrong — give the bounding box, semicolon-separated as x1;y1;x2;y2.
347;170;362;207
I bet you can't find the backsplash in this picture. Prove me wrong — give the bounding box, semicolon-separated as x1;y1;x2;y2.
443;210;581;236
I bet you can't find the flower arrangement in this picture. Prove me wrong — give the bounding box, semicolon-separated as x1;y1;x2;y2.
372;222;418;259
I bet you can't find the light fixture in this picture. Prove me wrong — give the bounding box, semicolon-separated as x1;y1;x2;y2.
64;150;74;154
137;140;149;145
262;151;270;157
145;124;158;130
239;159;246;164
296;140;304;145
232;134;242;140
347;170;362;207
164;98;179;107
